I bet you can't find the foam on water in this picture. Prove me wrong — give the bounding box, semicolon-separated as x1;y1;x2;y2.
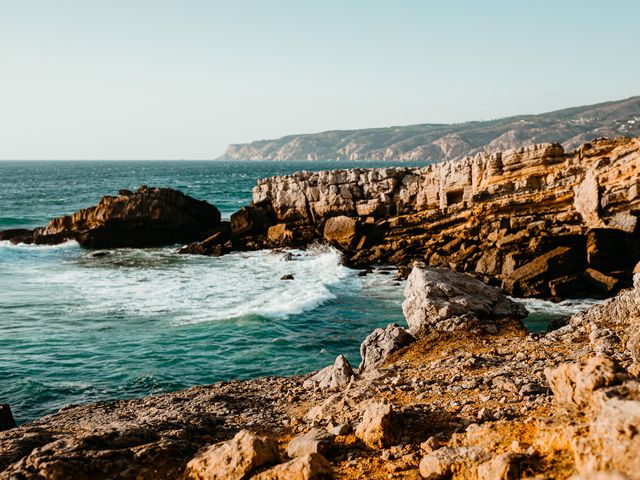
516;297;601;332
17;244;351;324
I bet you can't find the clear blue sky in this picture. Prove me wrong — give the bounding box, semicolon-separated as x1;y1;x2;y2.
1;0;638;159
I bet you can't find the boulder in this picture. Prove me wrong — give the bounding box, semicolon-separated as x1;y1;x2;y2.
573;394;640;477
287;428;334;458
230;204;274;237
544;357;624;408
477;453;520;480
303;355;355;390
9;186;222;248
358;323;415;371
503;245;586;297
355;401;400;449
323;216;359;250
268;223;294;244
419;446;488;479
183;430;279;480
402;266;527;336
252;453;332;480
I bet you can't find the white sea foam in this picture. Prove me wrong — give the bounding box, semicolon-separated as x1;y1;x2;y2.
0;239;79;250
27;245;358;325
514;296;601;317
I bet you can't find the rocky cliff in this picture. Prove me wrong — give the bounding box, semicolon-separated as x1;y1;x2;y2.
187;137;640;299
219;96;640;161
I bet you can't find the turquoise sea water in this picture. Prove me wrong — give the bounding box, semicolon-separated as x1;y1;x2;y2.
0;161;597;423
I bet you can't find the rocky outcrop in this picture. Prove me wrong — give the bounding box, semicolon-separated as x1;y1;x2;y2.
192;137;640;299
303;355;355;390
358;323;415;371
1;186;221;248
402;266;527;335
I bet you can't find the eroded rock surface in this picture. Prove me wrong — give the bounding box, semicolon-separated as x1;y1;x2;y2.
1;186;221;248
359;323;415;372
188;137;640;299
402;266;527;335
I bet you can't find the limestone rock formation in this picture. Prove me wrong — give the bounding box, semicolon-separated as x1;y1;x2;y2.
544;357;626;408
183;430;279;480
193;137;640;299
303;355;355;390
4;271;640;478
287;428;334;458
402;266;527;335
355;401;400;449
2;186;222;248
358;323;415;371
252;453;332;480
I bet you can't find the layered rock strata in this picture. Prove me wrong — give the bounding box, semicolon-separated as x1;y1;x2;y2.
187;137;640;298
0;186;221;248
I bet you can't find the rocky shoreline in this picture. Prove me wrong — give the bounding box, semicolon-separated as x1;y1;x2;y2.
1;136;640;478
1;266;639;479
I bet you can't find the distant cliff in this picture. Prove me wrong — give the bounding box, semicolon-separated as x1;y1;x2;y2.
219;96;640;161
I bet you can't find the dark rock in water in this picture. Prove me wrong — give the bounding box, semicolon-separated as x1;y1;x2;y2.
91;252;109;258
281;274;294;281
547;316;569;332
0;229;32;243
178;224;231;256
118;189;133;196
1;186;221;248
0;404;16;432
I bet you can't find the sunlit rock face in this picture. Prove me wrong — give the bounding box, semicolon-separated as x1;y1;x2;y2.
247;137;640;298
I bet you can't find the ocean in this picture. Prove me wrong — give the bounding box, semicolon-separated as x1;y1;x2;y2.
0;160;598;423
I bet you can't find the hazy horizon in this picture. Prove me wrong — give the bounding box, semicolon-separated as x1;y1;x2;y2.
2;0;639;160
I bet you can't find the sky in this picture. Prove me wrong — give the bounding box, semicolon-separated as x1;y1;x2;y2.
0;1;638;160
